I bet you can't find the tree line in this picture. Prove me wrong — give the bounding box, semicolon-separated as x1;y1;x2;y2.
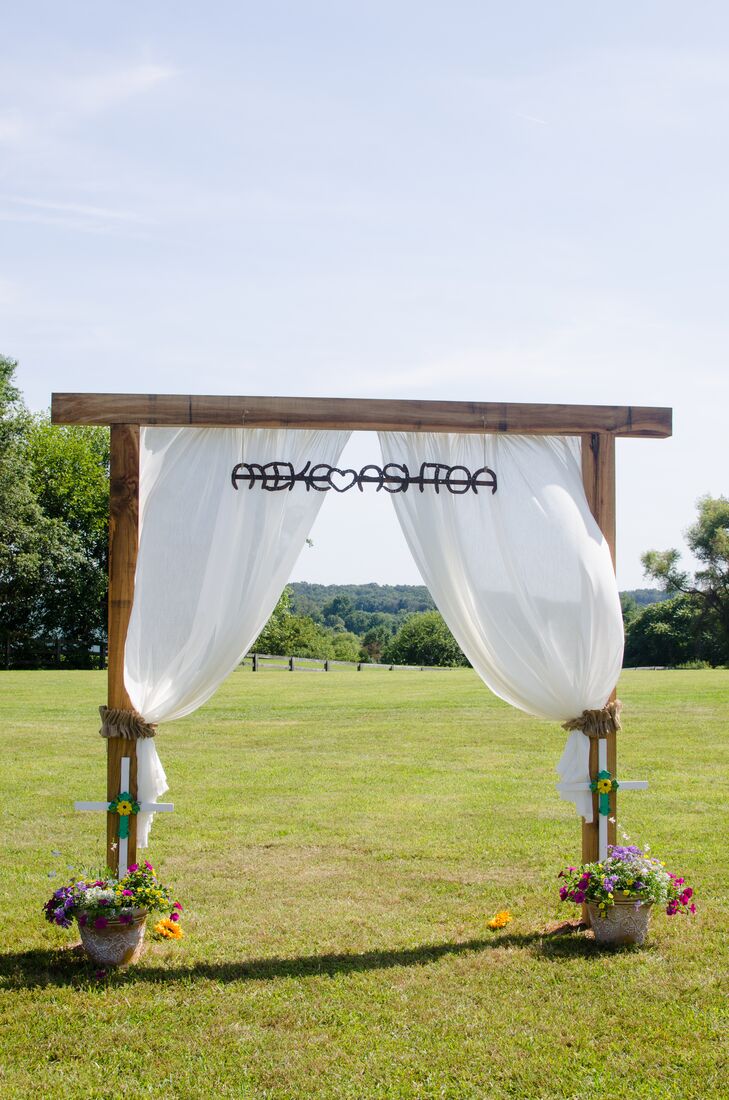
2;355;727;669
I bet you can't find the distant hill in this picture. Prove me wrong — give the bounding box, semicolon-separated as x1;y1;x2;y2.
290;582;668;616
622;588;671;607
289;582;435;617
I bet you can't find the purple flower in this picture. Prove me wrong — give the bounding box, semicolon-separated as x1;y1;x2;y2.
78;913;88;927
608;845;642;860
572;890;586;904
559;886;568;901
119;913;133;925
93;917;108;930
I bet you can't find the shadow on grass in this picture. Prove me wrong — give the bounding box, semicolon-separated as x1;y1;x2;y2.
0;930;636;990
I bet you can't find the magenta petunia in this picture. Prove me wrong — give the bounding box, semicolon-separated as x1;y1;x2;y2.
169;912;179;921
78;913;88;927
119;913;133;925
122;889;134;896
173;901;183;911
127;863;139;873
94;916;108;930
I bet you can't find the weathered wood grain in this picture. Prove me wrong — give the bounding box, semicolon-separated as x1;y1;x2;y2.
581;432;618;884
106;425;140;874
51;393;672;437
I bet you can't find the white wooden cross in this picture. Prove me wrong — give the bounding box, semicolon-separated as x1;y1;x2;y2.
75;756;174;874
556;739;647;861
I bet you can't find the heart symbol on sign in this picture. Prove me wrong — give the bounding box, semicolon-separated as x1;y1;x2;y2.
328;468;359;492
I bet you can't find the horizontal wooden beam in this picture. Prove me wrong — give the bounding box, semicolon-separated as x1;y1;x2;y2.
51;393;672;437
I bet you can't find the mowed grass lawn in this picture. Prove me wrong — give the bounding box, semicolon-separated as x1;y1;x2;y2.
1;668;727;1099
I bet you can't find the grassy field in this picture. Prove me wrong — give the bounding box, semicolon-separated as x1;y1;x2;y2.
1;667;727;1099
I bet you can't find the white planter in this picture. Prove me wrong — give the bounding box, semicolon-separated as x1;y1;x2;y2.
78;909;147;966
588;897;653;946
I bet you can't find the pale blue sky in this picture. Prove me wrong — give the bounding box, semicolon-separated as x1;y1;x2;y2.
2;2;727;588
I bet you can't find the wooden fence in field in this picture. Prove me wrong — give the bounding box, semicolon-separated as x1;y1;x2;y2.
241;653;456;673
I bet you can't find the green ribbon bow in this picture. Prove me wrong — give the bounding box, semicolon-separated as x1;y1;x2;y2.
108;791;140;839
590;770;619;816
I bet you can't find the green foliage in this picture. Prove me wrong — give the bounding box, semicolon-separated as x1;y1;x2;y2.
330;631;361;662
361;623;392;662
640;494;729;665
623;595;725;668
26;416;109;560
0;357;109;666
383;610;468;667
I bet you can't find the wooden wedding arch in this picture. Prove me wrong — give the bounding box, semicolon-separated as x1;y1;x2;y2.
52;393;672;876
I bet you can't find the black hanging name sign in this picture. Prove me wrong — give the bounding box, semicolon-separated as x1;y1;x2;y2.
231;461;497;495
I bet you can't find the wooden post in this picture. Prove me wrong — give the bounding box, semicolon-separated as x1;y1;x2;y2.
107;425;140;874
581;432;618;872
289;656;295;672
252;653;258;672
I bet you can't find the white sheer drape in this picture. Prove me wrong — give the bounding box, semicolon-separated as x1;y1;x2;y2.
378;432;624;822
125;426;350;845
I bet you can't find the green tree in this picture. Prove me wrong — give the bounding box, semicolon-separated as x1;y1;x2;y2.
284;616;335;659
331;631;361;662
623;595;724;668
383;611;467;668
0;358;109;666
252;587;294;655
361;624;391;662
642;495;729;662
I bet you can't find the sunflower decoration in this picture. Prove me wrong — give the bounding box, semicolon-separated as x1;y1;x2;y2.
154;917;184;940
107;791;140;839
590;770;619;815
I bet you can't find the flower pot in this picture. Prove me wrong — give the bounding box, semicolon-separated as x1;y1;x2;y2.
587;898;653;946
78;909;147;966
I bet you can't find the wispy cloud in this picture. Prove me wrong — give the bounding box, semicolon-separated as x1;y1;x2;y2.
62;62;177;117
0;194;154;238
514;112;549;126
0;194;150;224
0;59;177;148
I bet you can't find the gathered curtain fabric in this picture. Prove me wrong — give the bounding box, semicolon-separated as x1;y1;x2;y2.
378;432;624;822
124;426;351;845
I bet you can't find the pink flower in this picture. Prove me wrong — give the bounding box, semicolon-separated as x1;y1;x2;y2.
559;886;568;901
173;901;183;911
681;887;693;901
144;861;153;870
572;890;586;904
122;889;134;897
127;863;139;873
94;917;108;930
689;903;696;914
169;912;179;922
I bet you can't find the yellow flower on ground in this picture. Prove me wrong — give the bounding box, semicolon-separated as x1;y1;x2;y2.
597;779;612;794
488;910;512;929
154;918;184;940
116;800;133;816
